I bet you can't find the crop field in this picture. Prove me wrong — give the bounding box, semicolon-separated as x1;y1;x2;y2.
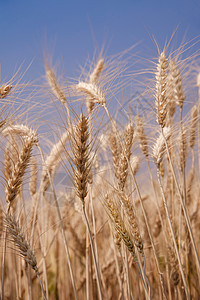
0;41;200;299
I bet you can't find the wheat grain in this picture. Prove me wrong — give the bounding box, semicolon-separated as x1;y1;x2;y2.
0;84;12;99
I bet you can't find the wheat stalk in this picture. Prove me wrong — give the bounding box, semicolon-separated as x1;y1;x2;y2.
71;113;103;300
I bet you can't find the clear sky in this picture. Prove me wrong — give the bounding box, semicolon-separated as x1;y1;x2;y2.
0;0;199;93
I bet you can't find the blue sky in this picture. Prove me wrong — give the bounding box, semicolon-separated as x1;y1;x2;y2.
0;0;200;83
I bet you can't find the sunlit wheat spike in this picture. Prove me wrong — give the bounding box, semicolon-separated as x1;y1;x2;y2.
130;155;140;175
89;58;104;83
29;157;37;196
153;127;171;165
136;115;149;158
189;105;197;148
117;123;134;190
76;82;106;106
0;84;12;99
42;131;69;193
169;60;185;110
110;130;121;178
45;66;67;104
2;124;38;143
155;51;168;128
166;71;176;118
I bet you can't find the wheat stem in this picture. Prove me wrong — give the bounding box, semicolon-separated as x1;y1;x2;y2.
161;127;200;283
156;168;190;299
38;145;78;300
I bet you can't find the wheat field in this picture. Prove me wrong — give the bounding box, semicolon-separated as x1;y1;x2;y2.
0;41;200;300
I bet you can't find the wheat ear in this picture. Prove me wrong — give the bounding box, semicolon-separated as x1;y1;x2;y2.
104;194;150;298
120;193;144;256
89;58;104;83
29;157;37;196
189;105;198;149
2;124;38;142
5;214;47;300
155;51;168;128
41;131;69;194
169;60;185;110
117;123;134;191
153;127;171;165
136;115;149;158
166;68;176;120
0;84;12;99
87;58;105;112
5;135;37;212
109;130;122;178
76;81;106;106
45;65;66;104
